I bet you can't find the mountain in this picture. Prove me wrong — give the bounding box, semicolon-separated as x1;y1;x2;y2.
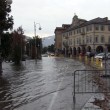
42;35;55;47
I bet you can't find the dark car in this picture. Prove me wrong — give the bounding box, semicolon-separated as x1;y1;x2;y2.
86;52;95;58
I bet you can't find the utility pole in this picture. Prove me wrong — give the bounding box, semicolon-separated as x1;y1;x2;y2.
34;22;42;59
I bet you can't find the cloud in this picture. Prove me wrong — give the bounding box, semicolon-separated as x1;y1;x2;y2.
11;0;110;37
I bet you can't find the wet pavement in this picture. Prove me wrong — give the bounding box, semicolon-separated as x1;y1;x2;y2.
0;57;93;110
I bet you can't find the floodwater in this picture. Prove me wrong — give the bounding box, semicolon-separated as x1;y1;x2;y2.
0;57;90;110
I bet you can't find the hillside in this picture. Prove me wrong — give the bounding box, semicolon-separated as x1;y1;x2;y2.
42;35;55;47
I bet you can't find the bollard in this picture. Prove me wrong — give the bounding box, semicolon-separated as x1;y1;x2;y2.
91;57;94;66
85;56;88;64
100;59;103;69
96;58;99;66
96;58;103;69
98;59;101;69
79;55;81;61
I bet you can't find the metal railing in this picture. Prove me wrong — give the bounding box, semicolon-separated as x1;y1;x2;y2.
73;69;110;103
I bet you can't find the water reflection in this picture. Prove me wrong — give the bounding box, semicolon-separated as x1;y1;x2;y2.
11;63;26;72
0;76;14;110
0;57;85;110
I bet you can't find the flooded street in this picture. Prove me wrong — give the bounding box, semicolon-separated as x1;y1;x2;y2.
0;57;89;110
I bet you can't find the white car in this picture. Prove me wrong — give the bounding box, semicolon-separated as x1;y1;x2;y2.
94;53;110;59
42;54;48;57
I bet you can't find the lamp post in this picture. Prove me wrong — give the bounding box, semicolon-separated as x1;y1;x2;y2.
0;0;12;74
34;22;42;59
18;28;23;61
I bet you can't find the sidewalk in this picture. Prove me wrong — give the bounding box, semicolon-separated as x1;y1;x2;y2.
82;95;104;110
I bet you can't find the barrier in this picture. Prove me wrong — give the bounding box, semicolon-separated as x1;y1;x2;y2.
77;56;104;69
73;69;110;109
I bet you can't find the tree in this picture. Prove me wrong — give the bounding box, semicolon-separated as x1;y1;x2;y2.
48;44;55;52
1;32;12;59
11;27;25;64
26;36;42;59
42;47;48;54
42;44;54;54
0;0;13;33
0;0;13;73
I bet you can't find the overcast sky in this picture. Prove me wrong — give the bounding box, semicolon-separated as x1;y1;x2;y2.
11;0;110;37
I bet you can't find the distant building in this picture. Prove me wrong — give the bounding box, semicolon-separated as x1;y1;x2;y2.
55;15;110;56
54;24;70;54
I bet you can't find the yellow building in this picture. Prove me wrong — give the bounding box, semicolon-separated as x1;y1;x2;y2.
55;15;110;57
54;24;70;55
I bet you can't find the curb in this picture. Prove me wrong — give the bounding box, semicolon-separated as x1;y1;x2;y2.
81;95;103;110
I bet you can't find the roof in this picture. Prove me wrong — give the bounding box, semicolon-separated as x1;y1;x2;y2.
54;24;71;33
65;17;110;32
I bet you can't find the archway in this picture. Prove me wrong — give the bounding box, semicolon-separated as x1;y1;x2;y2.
96;46;104;53
107;45;110;52
82;46;86;54
70;47;72;54
77;47;81;55
73;47;76;56
63;48;65;54
87;46;91;52
66;48;69;57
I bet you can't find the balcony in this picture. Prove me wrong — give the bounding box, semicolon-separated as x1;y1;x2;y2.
80;42;86;46
80;32;85;35
64;36;69;39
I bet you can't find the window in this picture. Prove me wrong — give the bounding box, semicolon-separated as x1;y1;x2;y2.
74;39;75;45
89;25;92;31
95;36;98;43
69;31;72;36
82;27;85;33
90;36;92;43
79;38;81;44
69;39;72;45
86;36;89;43
79;28;81;33
63;34;65;38
77;29;78;34
77;38;78;44
66;33;68;37
86;26;89;32
74;30;76;35
108;25;110;31
101;36;104;43
95;25;99;30
100;25;105;31
108;36;110;43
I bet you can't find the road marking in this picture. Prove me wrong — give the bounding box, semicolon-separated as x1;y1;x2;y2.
47;77;64;110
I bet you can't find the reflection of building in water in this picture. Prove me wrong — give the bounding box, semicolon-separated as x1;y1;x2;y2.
55;15;110;56
0;77;13;109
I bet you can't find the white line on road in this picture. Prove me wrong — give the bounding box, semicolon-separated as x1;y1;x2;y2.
47;66;68;110
47;77;64;110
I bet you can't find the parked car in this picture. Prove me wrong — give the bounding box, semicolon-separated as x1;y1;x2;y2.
42;54;48;57
94;52;110;60
50;53;55;56
86;52;95;58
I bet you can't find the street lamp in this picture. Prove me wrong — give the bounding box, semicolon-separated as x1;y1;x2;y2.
34;22;42;37
17;28;23;61
0;0;12;74
7;0;12;4
34;22;42;59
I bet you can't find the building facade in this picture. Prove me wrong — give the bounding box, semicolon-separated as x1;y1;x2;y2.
54;24;70;55
55;15;110;56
